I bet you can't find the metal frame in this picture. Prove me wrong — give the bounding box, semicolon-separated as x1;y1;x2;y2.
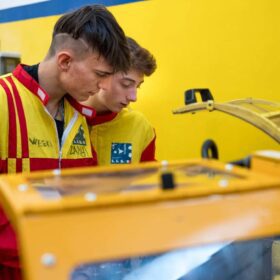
173;98;280;143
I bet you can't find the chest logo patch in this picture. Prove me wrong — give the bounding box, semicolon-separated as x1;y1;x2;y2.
73;125;86;146
111;143;132;164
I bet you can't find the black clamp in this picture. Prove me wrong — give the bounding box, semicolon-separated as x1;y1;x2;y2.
201;139;219;159
185;88;214;105
161;172;176;190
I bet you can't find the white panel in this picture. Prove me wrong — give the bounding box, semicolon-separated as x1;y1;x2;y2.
0;0;50;11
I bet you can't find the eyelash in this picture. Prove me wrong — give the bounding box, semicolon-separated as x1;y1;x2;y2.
96;72;107;78
121;83;142;89
121;83;131;88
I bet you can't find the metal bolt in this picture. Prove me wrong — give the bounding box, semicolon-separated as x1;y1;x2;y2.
225;164;234;171
161;160;169;172
218;179;229;188
52;169;61;176
207;100;214;111
41;253;56;267
84;192;97;202
18;184;28;192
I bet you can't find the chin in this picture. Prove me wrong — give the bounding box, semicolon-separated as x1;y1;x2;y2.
77;96;90;102
113;107;122;113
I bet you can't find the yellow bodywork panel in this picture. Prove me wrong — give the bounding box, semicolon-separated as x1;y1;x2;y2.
251;150;280;177
0;158;279;279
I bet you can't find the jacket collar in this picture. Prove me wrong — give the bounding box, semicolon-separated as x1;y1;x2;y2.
90;111;118;125
13;64;96;120
13;64;49;104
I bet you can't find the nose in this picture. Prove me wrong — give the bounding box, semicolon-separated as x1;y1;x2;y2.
97;76;112;91
127;89;137;103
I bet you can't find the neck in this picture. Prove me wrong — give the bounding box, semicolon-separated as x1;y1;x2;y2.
84;94;110;115
38;59;65;116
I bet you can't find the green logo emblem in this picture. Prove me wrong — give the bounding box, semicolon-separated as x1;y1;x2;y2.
73;125;86;146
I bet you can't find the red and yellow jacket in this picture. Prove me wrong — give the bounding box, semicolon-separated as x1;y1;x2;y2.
0;64;97;270
90;108;156;166
0;64;97;173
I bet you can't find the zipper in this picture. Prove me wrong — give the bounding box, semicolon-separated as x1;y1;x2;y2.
61;110;78;147
45;105;79;169
44;107;62;169
59;110;79;168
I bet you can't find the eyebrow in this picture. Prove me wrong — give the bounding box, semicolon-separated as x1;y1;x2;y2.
96;69;114;76
122;77;135;82
122;77;144;85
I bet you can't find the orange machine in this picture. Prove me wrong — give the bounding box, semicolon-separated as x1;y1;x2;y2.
251;150;280;177
0;157;280;280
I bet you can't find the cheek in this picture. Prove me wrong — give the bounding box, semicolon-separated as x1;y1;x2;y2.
113;85;127;98
104;92;114;103
59;73;75;93
70;64;90;83
83;73;100;87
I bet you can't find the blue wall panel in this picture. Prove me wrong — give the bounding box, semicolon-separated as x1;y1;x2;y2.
0;0;143;23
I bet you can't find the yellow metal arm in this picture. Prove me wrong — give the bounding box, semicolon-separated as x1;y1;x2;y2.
173;98;280;143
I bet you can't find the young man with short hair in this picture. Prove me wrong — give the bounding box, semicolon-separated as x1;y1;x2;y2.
84;37;157;165
0;5;130;278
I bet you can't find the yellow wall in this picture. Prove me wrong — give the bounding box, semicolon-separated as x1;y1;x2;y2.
1;0;279;162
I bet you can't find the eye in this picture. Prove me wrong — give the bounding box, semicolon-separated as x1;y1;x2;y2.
95;71;109;78
121;82;132;88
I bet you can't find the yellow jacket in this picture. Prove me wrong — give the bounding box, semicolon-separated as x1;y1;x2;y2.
0;64;97;173
90;108;156;166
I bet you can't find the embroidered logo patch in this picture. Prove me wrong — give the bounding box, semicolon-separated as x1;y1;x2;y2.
72;125;86;146
111;143;132;164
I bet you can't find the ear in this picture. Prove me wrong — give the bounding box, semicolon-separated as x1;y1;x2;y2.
57;51;73;72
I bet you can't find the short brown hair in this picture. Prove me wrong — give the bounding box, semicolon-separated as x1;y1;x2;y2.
51;5;130;73
127;37;157;76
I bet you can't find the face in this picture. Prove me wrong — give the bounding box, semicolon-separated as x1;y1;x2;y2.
58;51;113;102
96;69;144;113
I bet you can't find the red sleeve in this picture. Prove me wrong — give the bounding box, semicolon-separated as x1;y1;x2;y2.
0;208;20;268
140;135;156;162
91;144;98;166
